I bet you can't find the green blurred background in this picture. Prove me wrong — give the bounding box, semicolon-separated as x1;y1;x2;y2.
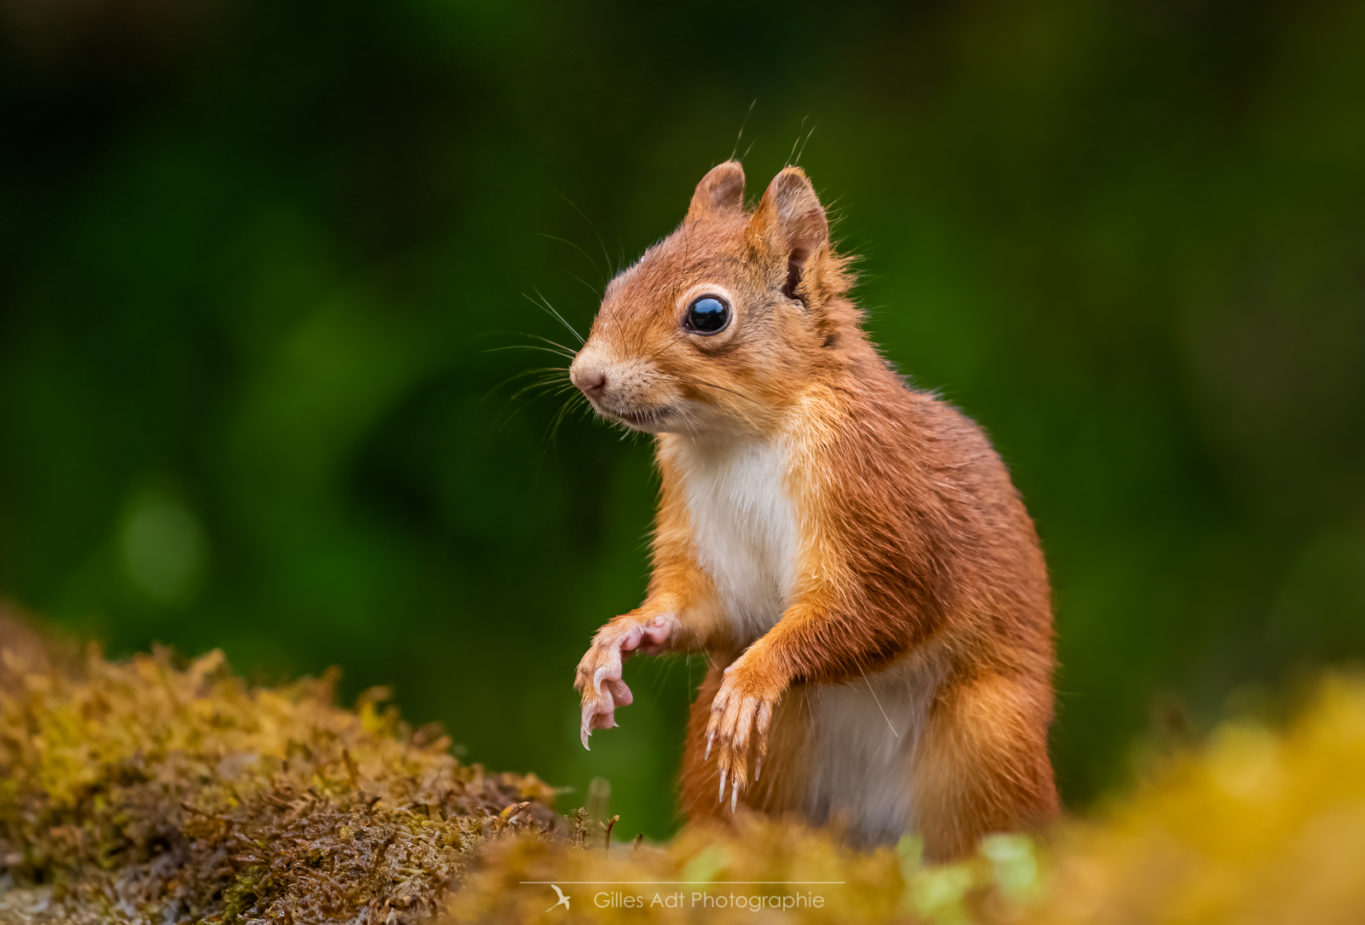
2;0;1363;839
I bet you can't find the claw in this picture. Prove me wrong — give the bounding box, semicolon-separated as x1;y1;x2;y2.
754;755;762;782
730;778;739;814
576;616;681;755
705;732;713;760
718;768;727;803
581;702;597;750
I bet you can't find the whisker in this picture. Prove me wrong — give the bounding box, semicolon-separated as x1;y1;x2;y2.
542;399;572;449
532;289;586;344
483;365;568;398
527;332;582;357
568;271;603;299
510;374;572;404
545;390;593;449
483;369;572;412
493;376;572;434
556;191;617;280
686;377;768;411
536;232;605;284
524;288;585;345
485;344;576;361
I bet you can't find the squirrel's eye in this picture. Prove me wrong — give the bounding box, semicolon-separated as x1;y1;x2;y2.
684;295;730;335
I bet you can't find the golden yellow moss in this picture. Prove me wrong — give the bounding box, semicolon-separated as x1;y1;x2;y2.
1024;675;1365;925
445;815;1044;924
448;677;1365;924
4;607;1364;925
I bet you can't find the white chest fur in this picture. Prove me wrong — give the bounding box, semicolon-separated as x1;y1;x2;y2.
674;438;798;642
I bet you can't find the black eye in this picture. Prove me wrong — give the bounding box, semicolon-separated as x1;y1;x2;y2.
684;295;730;335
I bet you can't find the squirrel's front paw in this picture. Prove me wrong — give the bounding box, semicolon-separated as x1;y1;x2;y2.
706;651;784;813
573;614;677;750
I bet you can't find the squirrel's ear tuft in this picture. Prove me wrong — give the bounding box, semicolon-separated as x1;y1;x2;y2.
687;161;746;220
750;167;829;301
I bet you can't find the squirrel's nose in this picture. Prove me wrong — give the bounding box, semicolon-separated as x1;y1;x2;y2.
571;363;608;399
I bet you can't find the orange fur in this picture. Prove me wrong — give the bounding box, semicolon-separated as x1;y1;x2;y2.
570;161;1058;860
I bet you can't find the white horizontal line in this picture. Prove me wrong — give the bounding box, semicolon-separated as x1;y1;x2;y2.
518;881;846;885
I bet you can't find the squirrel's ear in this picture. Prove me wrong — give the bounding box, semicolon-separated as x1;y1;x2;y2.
687;161;746;220
749;167;829;301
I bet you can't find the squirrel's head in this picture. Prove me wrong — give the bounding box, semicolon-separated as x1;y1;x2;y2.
569;161;858;437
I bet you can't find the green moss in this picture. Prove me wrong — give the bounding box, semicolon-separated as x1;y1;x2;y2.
221;865;270;922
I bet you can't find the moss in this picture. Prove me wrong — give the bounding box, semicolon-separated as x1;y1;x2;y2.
1019;674;1365;924
449;676;1365;923
445;810;1033;923
0;610;556;923
5;607;1365;924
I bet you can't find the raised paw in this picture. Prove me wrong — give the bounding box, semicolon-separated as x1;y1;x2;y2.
705;652;783;813
573;613;677;750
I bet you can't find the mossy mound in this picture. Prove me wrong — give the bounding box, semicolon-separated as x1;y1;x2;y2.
447;815;1040;924
450;677;1365;924
4;607;1365;924
0;612;555;923
1023;674;1365;924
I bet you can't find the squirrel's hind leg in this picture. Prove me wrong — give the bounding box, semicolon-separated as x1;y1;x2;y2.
909;671;1059;862
679;665;727;821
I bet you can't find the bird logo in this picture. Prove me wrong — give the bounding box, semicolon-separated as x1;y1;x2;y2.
544;883;571;913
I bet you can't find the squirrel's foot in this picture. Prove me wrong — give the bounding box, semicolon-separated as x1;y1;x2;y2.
574;614;677;749
705;650;783;813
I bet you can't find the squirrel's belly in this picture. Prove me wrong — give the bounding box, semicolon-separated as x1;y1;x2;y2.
797;653;946;845
679;439;798;641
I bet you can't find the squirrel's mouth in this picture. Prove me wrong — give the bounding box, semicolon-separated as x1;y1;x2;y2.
602;404;675;432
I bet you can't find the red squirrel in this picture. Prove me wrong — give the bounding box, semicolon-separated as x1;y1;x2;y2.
569;161;1059;860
